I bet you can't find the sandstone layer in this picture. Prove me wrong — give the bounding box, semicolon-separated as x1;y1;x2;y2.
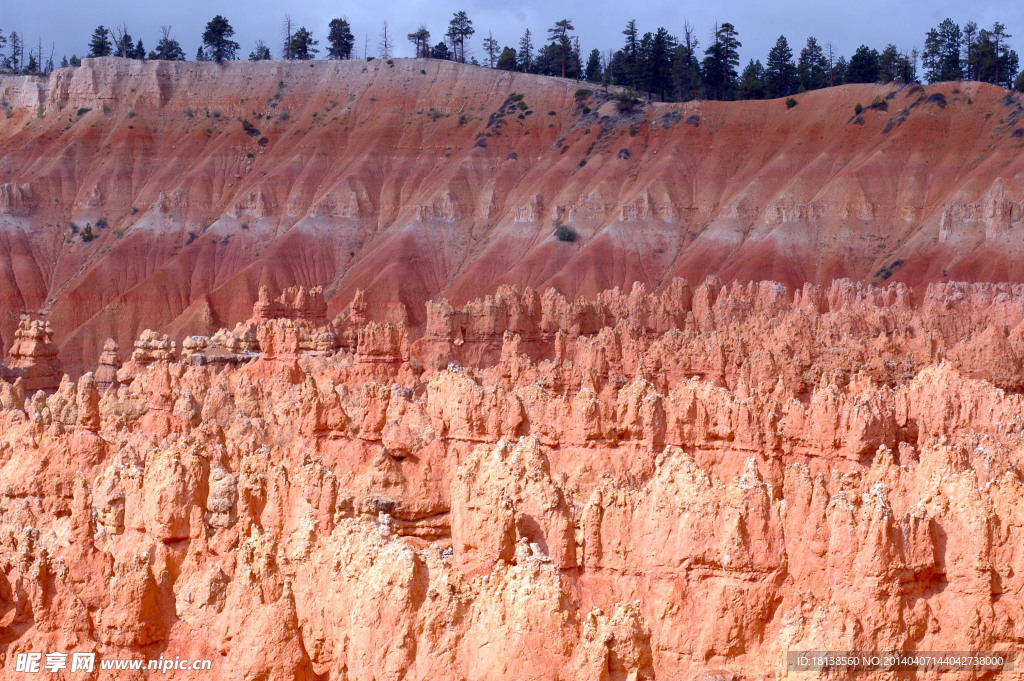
2;59;1024;375
1;280;1024;679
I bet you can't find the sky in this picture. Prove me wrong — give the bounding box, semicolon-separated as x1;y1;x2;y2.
4;0;1024;68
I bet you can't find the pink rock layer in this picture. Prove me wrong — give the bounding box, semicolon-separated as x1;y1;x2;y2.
1;278;1024;679
2;59;1024;376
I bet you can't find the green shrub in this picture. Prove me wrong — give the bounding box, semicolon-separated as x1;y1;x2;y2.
241;119;260;136
553;220;578;243
854;103;863;115
81;224;95;242
574;88;593;100
785;97;797;109
613;88;641;112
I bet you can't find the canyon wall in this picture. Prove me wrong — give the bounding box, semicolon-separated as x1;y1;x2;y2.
1;280;1024;679
1;59;1024;375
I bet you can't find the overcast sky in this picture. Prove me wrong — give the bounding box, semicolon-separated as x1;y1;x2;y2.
5;0;1024;67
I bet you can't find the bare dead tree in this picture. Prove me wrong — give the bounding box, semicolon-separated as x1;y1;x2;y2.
109;23;131;58
281;14;293;59
825;41;837;87
378;21;392;59
482;31;499;67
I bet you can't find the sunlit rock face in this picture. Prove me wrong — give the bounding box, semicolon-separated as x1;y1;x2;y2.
1;278;1024;679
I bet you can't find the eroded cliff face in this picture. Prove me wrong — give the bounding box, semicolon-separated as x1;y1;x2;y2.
2;280;1024;679
2;58;1024;375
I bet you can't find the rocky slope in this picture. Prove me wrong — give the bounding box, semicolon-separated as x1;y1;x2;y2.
2;279;1024;679
2;58;1024;375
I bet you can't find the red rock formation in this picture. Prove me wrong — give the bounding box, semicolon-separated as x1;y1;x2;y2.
8;57;1024;680
94;337;121;391
115;329;177;384
253;285;329;325
0;316;63;392
3;60;1024;375
1;281;1024;679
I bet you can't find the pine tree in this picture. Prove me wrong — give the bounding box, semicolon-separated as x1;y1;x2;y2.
431;42;451;60
517;29;534;72
497;47;517;71
845;45;880;83
328;19;355;60
202;15;240;63
701;22;741;100
621;19;640;88
9;32;23;70
533;41;581;78
973;25;1019;87
290;27;318;60
88;26;111;57
446;11;474;63
738;59;766;99
585;48;602;82
962;21;979;80
249;40;271;61
831;55;848;85
878;44;901;82
797;37;828;91
637;28;673;100
991;22;1013;86
547;20;574;78
922;18;962;82
764;35;796;97
407;26;430;59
